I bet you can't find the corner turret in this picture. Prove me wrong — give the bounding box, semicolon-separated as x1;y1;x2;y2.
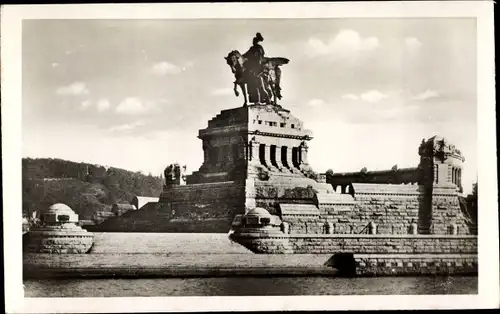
418;135;465;191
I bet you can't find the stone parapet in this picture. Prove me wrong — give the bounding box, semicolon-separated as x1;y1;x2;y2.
26;229;94;254
353;253;477;276
352;183;421;195
229;233;477;255
315;193;356;205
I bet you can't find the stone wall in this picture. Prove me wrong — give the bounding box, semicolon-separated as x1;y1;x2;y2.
253;182;316;215
322;183;422;235
161;181;245;220
353;254;477;276
92;181;245;233
430;185;470;234
305;183;472;236
26;230;94;253
229;232;478;276
231;233;477;254
326;167;419;187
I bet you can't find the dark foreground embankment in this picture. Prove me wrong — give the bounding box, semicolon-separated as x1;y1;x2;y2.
23;253;338;279
23;233;478;279
24;233;340;279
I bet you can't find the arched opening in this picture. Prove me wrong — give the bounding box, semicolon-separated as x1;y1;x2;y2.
270;145;279;168
434;164;439;184
325;253;356;277
281;146;289;168
292;147;300;168
259;144;267;167
458;168;462;187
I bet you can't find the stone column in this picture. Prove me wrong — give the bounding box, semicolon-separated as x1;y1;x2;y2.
273;145;285;171
409;222;418;235
299;141;310;170
449;223;458;235
202;141;210;166
458;168;462;188
325;222;334;234
247;137;260;166
281;222;290;234
286;146;299;173
264;144;279;172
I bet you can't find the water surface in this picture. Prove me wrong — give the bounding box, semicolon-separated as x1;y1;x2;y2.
24;233;478;297
24;276;477;297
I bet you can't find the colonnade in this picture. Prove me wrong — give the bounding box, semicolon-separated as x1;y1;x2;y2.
248;138;309;173
433;164;462;187
451;166;462;187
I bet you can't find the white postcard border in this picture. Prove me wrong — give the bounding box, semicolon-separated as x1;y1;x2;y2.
2;1;498;312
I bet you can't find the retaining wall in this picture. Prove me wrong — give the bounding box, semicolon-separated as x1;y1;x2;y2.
92;181;245;232
231;233;477;254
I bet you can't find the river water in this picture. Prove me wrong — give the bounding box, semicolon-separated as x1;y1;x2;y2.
24;276;477;297
23;233;478;297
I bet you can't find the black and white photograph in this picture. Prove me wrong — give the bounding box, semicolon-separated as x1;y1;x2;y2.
2;2;498;312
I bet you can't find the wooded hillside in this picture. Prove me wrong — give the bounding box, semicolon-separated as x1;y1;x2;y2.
22;158;163;219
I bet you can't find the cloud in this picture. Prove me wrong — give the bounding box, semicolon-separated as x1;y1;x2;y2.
211;88;234;96
107;120;145;132
360;90;388;103
80;100;92;109
412;89;440;101
115;97;153;115
307;99;326;107
151;61;182;76
96;98;111;112
51;62;59;68
405;37;422;50
182;60;195;71
341;94;359;101
56;82;89;96
306;29;380;59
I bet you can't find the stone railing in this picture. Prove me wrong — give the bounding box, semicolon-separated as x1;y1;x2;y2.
325;167;419;186
230;232;477;255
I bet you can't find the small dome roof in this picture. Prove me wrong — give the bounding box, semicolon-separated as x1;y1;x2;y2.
246;207;271;217
47;203;74;213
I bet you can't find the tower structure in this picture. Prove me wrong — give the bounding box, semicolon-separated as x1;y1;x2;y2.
418;135;465;189
417;136;467;234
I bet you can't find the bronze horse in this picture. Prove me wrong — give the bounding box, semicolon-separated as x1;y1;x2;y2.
225;50;289;106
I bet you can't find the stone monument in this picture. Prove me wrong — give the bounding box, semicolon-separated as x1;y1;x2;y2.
25;203;94;253
225;32;289;106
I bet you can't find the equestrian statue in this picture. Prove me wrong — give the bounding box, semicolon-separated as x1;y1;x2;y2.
225;32;290;106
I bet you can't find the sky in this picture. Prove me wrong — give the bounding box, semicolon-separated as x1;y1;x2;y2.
22;18;477;193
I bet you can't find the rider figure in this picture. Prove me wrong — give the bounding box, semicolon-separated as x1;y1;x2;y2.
243;32;265;76
243;33;270;104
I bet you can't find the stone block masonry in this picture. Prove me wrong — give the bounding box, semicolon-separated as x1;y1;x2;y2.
26;230;94;254
231;233;477;255
93;181;245;233
229;232;478;276
311;183;473;236
353;254;477;276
